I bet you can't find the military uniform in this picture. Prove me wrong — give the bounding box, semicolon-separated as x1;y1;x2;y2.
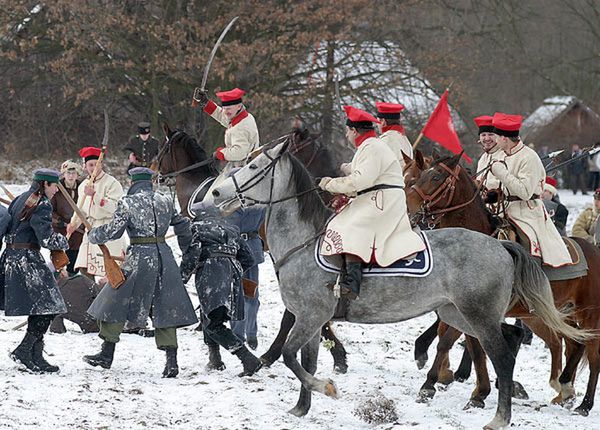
490;113;571;267
83;168;197;378
376;102;413;170
474;115;505;191
201;88;259;200
71;147;127;277
1;169;68;373
124;122;159;168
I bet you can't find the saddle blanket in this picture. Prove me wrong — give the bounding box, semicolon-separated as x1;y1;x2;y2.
315;231;433;278
541;237;588;282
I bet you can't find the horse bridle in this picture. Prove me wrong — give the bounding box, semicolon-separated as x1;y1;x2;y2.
156;131;215;180
411;162;483;229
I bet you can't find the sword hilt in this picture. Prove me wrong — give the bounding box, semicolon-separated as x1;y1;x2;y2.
191;87;203;107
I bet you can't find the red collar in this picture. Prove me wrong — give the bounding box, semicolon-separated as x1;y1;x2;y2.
230;109;249;127
382;124;405;134
355;130;377;148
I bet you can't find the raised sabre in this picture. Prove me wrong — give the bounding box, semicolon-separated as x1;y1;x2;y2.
192;16;239;107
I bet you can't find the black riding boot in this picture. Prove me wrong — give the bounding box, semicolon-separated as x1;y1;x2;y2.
162;347;179;378
206;344;226;371
10;332;39;372
340;261;362;300
32;337;59;373
83;341;115;369
234;345;262;377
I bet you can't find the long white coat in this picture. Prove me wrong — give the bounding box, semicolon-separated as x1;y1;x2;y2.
320;135;425;266
476;146;505;190
379;127;413;171
71;173;128;276
491;142;572;267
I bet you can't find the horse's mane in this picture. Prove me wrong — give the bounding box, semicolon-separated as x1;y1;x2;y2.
171;130;218;175
457;164;503;230
283;151;332;229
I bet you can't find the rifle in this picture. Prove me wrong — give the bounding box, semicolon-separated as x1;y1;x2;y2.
546;146;600;174
57;181;125;289
0;183;15;201
0;196;11;206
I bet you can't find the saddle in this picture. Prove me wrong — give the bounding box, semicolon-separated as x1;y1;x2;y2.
495;220;588;281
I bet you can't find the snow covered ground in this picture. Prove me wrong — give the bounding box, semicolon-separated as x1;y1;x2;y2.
0;188;598;429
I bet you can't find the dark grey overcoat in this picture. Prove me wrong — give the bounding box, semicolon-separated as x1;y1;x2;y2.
86;181;197;328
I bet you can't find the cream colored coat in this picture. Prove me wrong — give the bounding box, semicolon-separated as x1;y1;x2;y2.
491;142;572;267
379;129;413;171
476;146;505;190
204;104;260;199
71;173;128;276
320;136;425;266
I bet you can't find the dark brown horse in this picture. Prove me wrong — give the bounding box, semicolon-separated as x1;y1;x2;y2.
156;122;350;373
406;152;600;416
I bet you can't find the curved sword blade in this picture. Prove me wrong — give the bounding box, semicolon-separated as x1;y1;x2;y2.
101;109;109;148
201;16;239;91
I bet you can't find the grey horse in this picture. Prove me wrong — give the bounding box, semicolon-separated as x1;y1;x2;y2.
211;140;590;430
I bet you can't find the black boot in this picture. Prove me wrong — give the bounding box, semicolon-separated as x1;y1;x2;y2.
206;344;226;371
340;262;362;300
10;332;39;372
32;337;59;373
247;336;258;351
83;341;115;369
162;347;178;378
234;346;262;377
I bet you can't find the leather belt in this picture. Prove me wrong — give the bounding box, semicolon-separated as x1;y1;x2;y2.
129;237;166;245
506;194;540;202
6;243;41;250
208;252;237;259
240;231;259;241
357;184;404;196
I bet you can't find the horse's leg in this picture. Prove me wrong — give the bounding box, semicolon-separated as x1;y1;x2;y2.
552;338;586;407
283;317;338;417
260;309;294;366
521;316;563;392
574;339;600;416
463;335;491;410
437;324;462;385
321;322;348;374
289;333;320;417
414;317;440;369
417;324;462;401
454;340;473;383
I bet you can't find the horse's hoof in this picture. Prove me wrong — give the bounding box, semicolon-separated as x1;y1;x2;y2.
483;417;508;430
288;405;308;417
464;399;485;410
551;394;576;409
324;379;338;399
259;355;275;367
416;388;435;403
512;381;529;400
333;363;348;374
574;406;589;417
415;354;428;370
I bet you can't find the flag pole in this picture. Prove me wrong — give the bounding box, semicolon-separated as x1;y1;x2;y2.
412;82;454;151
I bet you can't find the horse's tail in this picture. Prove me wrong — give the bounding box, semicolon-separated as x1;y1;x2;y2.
502;241;595;343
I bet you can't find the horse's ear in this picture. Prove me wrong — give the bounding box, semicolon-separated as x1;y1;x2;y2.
401;150;413;166
415;150;425;170
446;151;463;168
279;136;292;155
163;122;172;137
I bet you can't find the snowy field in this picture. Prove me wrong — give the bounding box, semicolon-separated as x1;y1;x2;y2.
1;187;598;430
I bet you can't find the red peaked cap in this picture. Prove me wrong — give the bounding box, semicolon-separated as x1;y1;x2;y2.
473;115;494;134
216;88;245;106
376;102;404;119
344;105;380;129
492;112;523;137
545;176;558;187
79;146;102;162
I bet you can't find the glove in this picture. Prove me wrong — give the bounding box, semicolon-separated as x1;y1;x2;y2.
318;177;333;190
490;160;508;178
213;147;226;161
330;194;349;212
192;87;210;109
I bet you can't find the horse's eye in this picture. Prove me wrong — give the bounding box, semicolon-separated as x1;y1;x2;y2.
433;175;441;181
249;164;258;170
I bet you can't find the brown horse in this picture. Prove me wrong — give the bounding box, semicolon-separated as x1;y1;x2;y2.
406;152;600;416
156;122;350;373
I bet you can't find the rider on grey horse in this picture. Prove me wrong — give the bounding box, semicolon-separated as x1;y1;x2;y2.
317;106;425;300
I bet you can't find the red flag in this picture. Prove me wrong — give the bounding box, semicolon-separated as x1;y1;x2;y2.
421;90;472;164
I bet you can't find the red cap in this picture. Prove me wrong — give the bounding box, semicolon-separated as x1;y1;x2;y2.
492;112;523;137
376;102;404;119
215;88;245;106
474;115;494;134
79;146;102;161
344;105;380;129
545;176;557;187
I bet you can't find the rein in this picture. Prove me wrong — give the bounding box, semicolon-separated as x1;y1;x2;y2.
411;162;484;229
156;130;216;180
